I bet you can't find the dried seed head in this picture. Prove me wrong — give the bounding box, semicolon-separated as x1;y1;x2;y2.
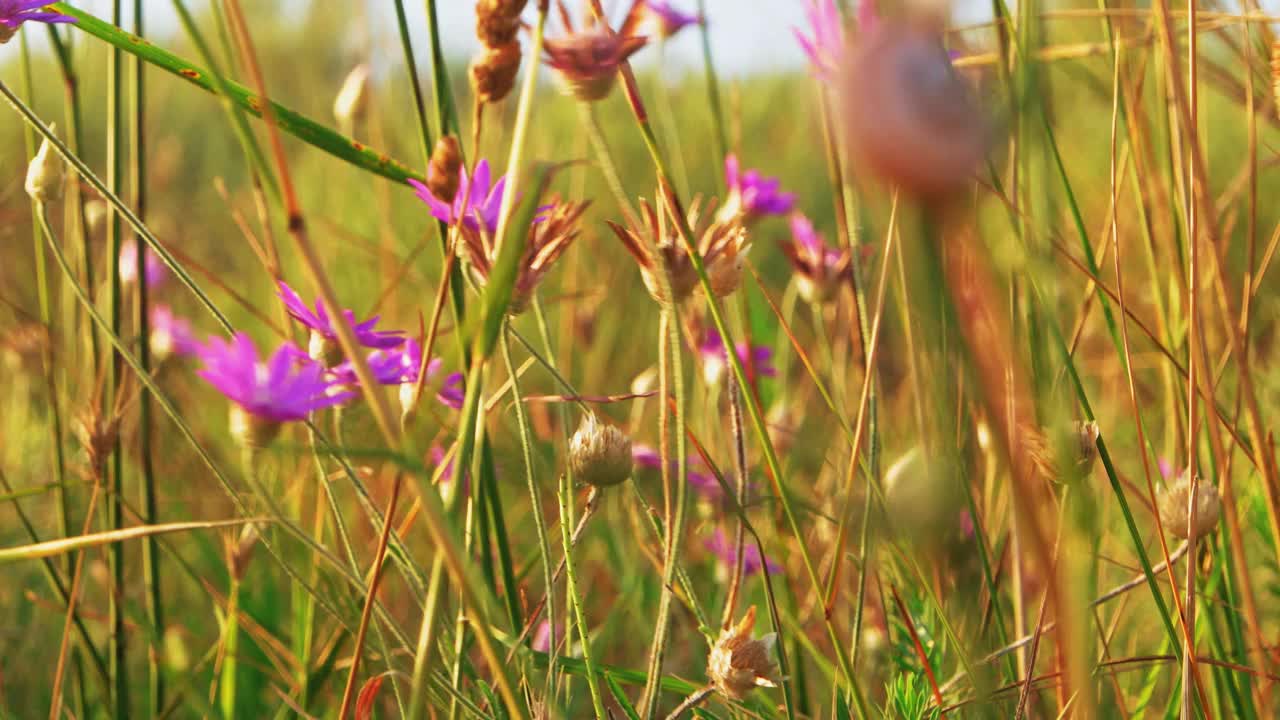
1075;420;1100;473
543;27;646;102
1157;470;1222;540
427;136;463;205
708;606;778;700
332;64;371;132
230;522;260;581
471;41;523;104
229;404;284;450
569;413;633;487
75;409;121;470
841;20;987;199
25;127;64;203
476;0;528;47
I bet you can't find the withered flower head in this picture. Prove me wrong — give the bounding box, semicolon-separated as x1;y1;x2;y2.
1158;469;1222;540
708;606;778;700
842;18;987;199
471;41;523;105
568;412;634;487
543;2;647;102
455;196;588;315
608;195;748;305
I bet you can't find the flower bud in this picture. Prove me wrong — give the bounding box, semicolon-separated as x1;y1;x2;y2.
470;41;522;104
427;135;462;205
229;404;282;450
308;330;343;368
332;64;370;134
708;606;778;699
25;128;64;203
568;413;633;487
1157;470;1222;540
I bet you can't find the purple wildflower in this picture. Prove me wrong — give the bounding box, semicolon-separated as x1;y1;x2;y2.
632;443;662;471
332;339;423;387
149;305;198;360
430;443;470;499
688;469;724;501
704;527;781;576
532;619;566;654
0;0;75;42
408;159;507;235
643;0;700;38
699;328;776;385
721;154;795;223
119;238;167;289
194;333;352;424
277;281;405;364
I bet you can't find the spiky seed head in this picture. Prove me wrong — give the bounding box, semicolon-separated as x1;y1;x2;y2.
25;128;63;203
75;409;121;470
332;64;371;131
708;606;778;700
229;404;283;450
1075;420;1100;472
568;413;633;487
471;41;523;104
1157;470;1222;540
427;136;463;205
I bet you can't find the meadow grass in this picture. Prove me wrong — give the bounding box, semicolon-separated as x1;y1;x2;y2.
2;1;1280;718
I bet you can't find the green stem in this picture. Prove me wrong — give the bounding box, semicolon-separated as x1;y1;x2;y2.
107;3;128;714
559;470;608;719
694;0;727;164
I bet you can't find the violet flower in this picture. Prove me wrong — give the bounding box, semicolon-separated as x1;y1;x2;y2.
195;332;352;446
699;328;776;385
720;154;795;223
0;1;75;43
793;0;845;80
705;527;780;576
149;305;198;360
119;238;167;289
782;213;851;303
330;341;464;412
632;443;662;471
408;159;507;235
277;280;405;365
644;0;700;39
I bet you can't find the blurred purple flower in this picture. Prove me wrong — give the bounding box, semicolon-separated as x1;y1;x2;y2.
430;443;471;497
531;618;566;653
408;159;507;235
793;0;844;80
0;0;75;40
722;154;795;222
277;280;405;350
1158;457;1175;480
958;509;975;539
699;328;776;385
704;527;780;576
149;305;198;359
119;238;167;289
632;443;662;470
194;333;352;421
643;0;700;38
332;339;423;386
688;469;724;500
783;213;852;303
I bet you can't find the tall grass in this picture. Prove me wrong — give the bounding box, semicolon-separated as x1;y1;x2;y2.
2;1;1280;718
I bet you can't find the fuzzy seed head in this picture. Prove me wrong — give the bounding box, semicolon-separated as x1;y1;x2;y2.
1158;470;1222;540
569;413;633;487
708;606;778;700
476;0;527;47
471;41;523;104
25;128;63;203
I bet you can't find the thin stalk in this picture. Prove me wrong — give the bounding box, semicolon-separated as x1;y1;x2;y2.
392;0;434;164
131;2;163;714
639;306;689;719
47;481;104;720
694;0;727;163
106;2;129;714
664;685;715;720
559;471;608;719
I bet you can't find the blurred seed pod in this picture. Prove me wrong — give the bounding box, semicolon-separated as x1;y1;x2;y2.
476;0;528;47
841;19;987;200
427;136;463;205
332;64;371;134
471;41;523;104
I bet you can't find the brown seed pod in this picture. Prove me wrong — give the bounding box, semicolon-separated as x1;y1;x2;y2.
427;136;462;204
470;41;523;104
476;0;527;47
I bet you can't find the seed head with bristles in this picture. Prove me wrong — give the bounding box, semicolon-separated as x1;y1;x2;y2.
542;1;647;102
568;413;633;488
607;195;749;305
1157;469;1222;540
708;606;778;700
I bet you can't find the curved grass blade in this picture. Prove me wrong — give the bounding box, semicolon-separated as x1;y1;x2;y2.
0;518;262;564
50;2;424;185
